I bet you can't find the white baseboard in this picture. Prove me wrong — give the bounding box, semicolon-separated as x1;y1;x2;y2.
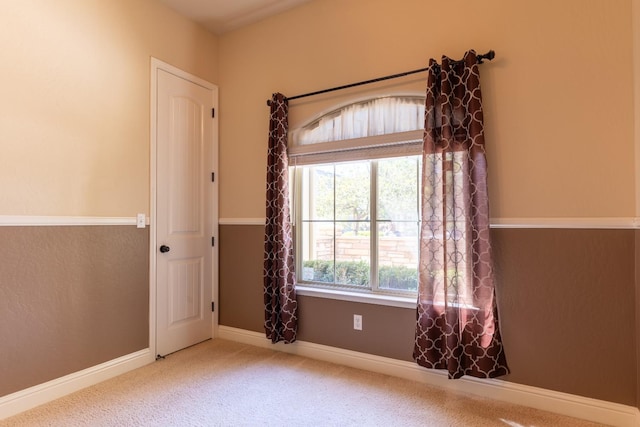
218;326;640;427
0;349;154;421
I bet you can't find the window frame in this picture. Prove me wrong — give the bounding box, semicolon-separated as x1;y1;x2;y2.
292;156;422;298
289;95;426;302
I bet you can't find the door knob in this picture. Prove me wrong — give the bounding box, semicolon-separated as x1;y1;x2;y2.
159;245;170;253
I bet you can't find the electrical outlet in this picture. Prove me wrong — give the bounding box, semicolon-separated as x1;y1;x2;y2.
136;213;146;229
353;314;362;331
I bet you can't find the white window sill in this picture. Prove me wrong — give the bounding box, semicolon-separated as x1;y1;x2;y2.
296;285;417;309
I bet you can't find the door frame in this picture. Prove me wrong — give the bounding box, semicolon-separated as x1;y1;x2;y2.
149;58;219;357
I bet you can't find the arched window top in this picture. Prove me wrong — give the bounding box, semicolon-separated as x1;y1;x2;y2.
293;95;425;146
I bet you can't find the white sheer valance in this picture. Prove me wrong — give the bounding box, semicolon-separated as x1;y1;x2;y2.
289;96;425;165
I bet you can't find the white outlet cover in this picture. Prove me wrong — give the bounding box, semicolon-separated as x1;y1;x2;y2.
136;214;146;228
353;314;362;330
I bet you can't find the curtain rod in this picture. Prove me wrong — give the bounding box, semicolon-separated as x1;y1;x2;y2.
267;50;495;106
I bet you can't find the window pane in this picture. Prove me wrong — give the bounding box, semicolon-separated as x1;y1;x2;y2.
302;164;334;221
334;161;370;222
301;221;334;283
335;222;370;286
377;156;419;221
377;221;418;291
377;156;420;292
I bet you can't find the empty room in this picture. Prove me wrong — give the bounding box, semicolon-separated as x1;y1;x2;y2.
1;0;640;425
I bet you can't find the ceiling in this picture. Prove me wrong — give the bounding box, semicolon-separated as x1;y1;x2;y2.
157;0;313;35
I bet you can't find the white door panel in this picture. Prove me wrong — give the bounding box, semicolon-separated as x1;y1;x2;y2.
156;68;216;357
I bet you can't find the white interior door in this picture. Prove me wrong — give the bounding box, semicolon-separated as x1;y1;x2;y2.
155;65;217;357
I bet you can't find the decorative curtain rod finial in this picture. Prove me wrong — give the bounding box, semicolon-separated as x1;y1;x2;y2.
477;50;495;64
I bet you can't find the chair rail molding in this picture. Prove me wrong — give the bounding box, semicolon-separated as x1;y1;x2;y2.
0;216;149;227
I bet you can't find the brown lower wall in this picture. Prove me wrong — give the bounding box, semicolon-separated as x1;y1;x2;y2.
3;223;634;404
636;230;640;411
494;228;636;406
219;224;637;406
0;225;149;397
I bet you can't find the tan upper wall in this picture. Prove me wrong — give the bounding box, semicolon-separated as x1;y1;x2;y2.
218;0;635;219
635;0;640;217
0;0;218;217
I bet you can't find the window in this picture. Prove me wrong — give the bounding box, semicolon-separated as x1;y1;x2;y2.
290;96;425;296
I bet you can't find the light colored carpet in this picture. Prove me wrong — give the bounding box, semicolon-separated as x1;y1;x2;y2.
1;339;605;426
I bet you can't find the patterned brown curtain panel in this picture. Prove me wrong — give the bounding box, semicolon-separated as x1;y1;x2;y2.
414;50;509;379
264;92;298;344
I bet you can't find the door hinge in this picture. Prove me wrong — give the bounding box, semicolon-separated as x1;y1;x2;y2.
211;172;215;182
211;236;215;247
212;108;215;118
211;302;215;312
